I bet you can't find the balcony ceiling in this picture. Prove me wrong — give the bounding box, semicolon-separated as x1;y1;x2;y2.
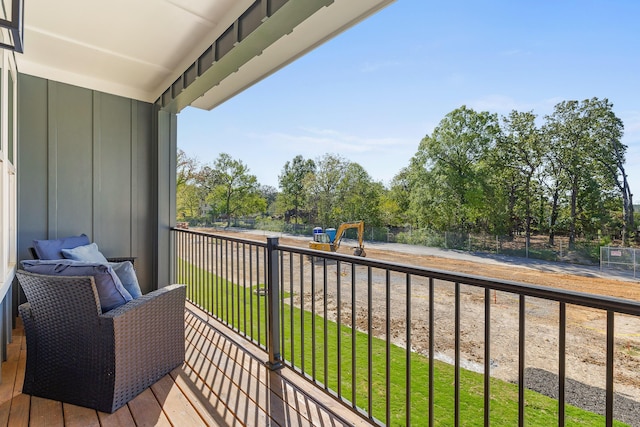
16;0;394;111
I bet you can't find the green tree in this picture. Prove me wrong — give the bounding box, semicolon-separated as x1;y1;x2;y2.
412;106;500;232
308;154;349;226
259;185;279;215
386;167;414;226
497;110;545;244
205;153;266;227
581;98;633;243
543;98;630;246
334;162;383;226
544;101;591;247
538;128;568;245
278;155;316;224
176;149;203;221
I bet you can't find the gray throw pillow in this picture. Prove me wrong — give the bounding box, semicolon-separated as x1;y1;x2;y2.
62;243;109;264
109;261;142;299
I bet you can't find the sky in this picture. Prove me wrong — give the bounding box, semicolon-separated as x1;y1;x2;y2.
177;0;640;195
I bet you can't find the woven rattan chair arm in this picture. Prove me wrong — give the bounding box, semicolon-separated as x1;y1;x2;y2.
101;284;185;319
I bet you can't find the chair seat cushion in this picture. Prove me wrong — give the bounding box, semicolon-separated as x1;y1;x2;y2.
32;234;90;260
62;242;109;264
21;259;133;312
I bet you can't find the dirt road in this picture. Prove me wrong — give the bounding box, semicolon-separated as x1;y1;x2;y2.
207;228;640;301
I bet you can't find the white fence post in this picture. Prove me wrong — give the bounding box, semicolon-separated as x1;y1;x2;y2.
559;239;563;258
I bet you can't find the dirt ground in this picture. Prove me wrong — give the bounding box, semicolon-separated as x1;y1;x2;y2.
192;229;640;413
205;229;640;300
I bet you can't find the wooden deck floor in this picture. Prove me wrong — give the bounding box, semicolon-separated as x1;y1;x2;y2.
0;303;372;427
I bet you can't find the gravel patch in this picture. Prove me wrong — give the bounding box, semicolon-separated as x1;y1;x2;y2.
523;367;640;426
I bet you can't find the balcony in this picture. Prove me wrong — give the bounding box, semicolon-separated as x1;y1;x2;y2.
3;228;640;426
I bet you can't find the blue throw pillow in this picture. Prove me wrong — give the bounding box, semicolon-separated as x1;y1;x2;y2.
62;243;109;264
21;259;133;312
32;234;90;260
109;261;142;299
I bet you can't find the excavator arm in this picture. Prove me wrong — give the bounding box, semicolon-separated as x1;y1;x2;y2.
333;221;365;255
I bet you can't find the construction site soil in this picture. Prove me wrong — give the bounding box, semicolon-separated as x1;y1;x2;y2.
196;229;640;425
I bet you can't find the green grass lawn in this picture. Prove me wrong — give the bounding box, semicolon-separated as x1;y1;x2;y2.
177;259;627;426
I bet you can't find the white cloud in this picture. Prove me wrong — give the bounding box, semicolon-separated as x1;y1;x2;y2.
250;127;414;156
236;128;418;187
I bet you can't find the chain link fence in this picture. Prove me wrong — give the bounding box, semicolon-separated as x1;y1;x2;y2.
387;228;600;264
600;246;640;278
193;217;606;266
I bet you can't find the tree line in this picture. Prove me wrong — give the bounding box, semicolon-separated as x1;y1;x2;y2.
177;97;636;247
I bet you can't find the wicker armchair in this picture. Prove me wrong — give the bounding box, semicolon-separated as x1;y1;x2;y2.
16;270;186;413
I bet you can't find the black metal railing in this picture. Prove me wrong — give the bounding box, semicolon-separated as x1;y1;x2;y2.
171;228;640;427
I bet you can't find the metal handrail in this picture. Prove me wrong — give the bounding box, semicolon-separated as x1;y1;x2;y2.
171;227;640;427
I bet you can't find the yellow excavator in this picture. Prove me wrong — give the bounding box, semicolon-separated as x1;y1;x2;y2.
309;221;366;257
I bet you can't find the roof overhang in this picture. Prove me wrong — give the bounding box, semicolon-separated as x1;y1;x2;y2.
15;0;394;112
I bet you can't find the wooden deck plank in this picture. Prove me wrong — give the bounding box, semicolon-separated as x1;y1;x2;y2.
29;397;64;427
184;315;334;427
184;312;326;427
184;314;271;393
0;398;12;426
150;373;209;427
62;403;100;427
184;323;271;426
96;406;136;427
182;326;270;427
169;368;227;427
7;393;30;427
127;387;172;427
8;330;29;425
180;355;250;426
0;332;21;404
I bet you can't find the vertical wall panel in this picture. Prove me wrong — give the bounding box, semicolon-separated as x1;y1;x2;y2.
17;74;48;254
18;74;156;293
94;92;133;255
155;109;176;288
133;102;153;290
49;82;94;237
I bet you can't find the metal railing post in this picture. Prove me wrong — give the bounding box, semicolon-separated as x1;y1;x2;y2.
266;237;283;370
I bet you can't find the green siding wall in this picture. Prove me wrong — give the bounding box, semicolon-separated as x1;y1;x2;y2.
17;74;156;293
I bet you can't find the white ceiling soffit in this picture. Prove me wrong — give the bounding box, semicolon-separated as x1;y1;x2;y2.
188;0;395;111
16;0;256;102
16;0;394;110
